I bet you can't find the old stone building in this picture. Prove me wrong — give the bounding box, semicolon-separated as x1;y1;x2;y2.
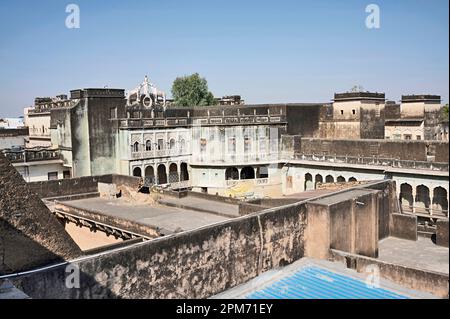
24;95;71;148
385;95;443;141
318;91;386;139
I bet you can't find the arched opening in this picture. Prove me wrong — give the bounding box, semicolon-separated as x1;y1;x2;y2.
132;167;142;177
314;174;323;189
133;141;139;153
145;166;155;185
169;163;179;183
349;177;357;182
180;139;186;153
169;138;176;150
240;166;255;180
180;162;189;181
432;187;448;216
416;185;430;214
325;175;334;183
225;167;239;180
157;164;167;184
337;176;346;183
145;140;152;151
304;173;313;191
256;166;269;179
400;183;413;213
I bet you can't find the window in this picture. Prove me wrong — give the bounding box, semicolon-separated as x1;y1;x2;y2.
145;140;152;151
200;138;207;152
63;171;71;179
48;172;58;180
404;134;412;140
170;138;176;150
244;136;251;153
110;107;117;119
416;135;421;140
228;137;236;153
157;139;164;150
133;142;139;152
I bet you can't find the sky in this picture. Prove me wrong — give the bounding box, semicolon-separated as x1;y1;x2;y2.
0;0;448;117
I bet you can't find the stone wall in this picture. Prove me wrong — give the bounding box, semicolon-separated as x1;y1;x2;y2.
11;201;308;299
331;249;449;298
298;138;449;162
27;174;141;199
0;153;82;275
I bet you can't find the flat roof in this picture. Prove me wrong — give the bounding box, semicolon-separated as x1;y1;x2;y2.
61;197;232;234
308;189;376;206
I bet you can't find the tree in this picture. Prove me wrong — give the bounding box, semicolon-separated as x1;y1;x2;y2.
442;104;449;122
171;73;217;107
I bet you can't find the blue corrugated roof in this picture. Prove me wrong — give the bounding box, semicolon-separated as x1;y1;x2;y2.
246;266;408;299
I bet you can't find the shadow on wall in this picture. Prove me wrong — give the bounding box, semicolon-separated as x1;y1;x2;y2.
0;223;119;299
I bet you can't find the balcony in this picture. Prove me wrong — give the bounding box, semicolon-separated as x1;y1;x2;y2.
3;148;61;163
130;148;190;160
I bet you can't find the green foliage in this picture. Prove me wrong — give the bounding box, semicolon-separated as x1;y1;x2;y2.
442;104;449;122
171;73;217;107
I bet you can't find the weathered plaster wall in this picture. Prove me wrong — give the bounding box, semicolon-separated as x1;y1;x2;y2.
298;138;448;162
12;201;307;299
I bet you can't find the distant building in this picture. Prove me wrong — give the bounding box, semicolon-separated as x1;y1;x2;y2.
318;91;386;139
0;117;24;129
24;94;72;147
384;95;444;141
2;146;70;182
215;95;244;106
0;128;28;150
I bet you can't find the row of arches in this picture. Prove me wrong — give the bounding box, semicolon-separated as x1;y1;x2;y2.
132;139;186;153
132;162;189;185
399;183;448;216
225;166;269;180
304;173;357;191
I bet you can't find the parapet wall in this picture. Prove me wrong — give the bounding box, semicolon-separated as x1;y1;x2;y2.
297;138;449;163
27;174;141;199
9;180;396;299
12;201;308;298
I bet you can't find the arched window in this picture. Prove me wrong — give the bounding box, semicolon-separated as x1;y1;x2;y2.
133;142;139;153
304;173;313;191
225;167;239;180
170;138;176;150
145;140;152;151
133;167;142;177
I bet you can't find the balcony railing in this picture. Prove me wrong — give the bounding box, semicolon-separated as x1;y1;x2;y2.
3;148;61;163
131;148;191;160
193;152;280;164
119;114;286;129
291;154;449;172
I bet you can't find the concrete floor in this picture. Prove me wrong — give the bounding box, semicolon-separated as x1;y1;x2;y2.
64;197;229;234
378;237;449;274
158;196;240;218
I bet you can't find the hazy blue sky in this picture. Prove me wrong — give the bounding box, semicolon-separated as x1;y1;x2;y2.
0;0;448;117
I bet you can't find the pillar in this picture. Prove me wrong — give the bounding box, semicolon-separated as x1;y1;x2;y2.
430;187;434;216
412;186;417;215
